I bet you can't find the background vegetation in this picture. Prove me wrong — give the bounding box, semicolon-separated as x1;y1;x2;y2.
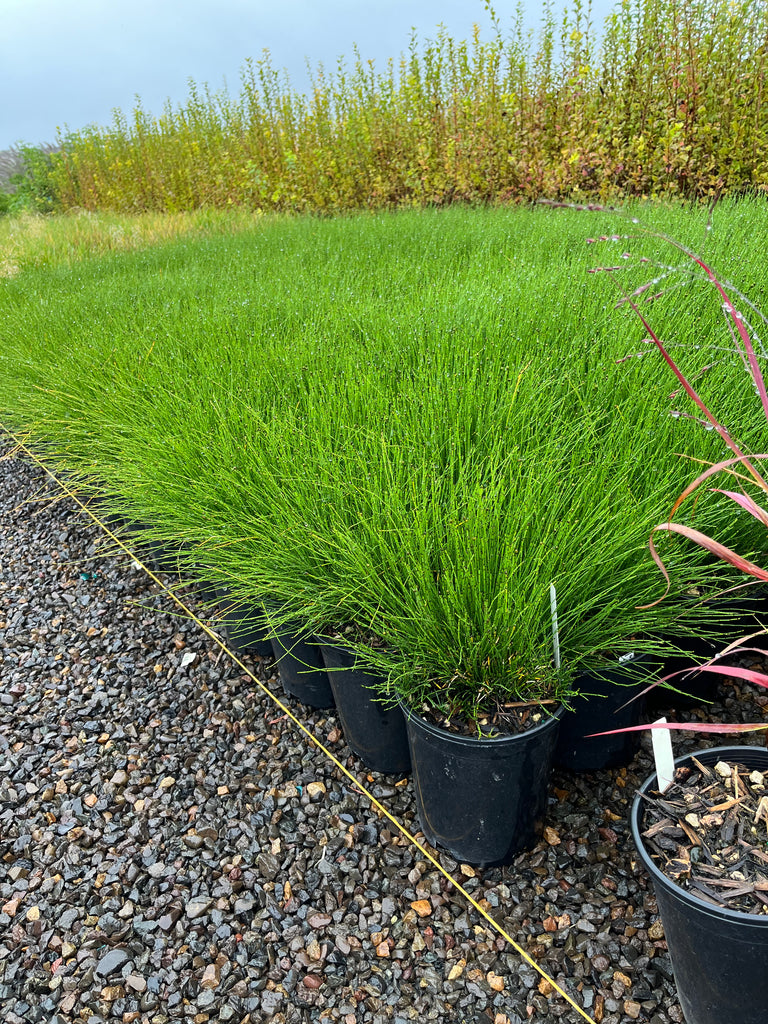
3;0;768;216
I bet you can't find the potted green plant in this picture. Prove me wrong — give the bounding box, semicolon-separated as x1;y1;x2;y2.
336;424;737;863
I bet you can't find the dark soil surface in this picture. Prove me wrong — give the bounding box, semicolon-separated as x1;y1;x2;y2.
418;699;561;740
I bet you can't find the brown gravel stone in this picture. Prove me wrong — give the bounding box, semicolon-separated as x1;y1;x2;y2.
200;963;221;989
101;985;125;1001
410;899;432;917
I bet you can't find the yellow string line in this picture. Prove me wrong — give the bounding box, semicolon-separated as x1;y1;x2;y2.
7;433;597;1024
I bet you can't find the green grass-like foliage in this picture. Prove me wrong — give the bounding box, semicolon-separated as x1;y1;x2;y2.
2;200;767;724
36;0;768;214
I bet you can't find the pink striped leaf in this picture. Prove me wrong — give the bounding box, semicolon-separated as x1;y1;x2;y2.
640;522;768;607
710;489;768;527
587;721;768;738
668;454;768;518
682;662;768;690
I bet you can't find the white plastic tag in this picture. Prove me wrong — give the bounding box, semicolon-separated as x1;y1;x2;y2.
651;717;675;793
549;584;560;671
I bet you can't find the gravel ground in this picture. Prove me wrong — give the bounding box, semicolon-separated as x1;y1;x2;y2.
2;440;766;1024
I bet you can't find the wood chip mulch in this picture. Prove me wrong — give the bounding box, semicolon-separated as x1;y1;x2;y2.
638;754;768;914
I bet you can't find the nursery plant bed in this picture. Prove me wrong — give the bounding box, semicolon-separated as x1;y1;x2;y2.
7;439;768;1022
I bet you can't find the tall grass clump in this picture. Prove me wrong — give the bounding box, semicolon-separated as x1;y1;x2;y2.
3;202;768;725
149;351;760;725
41;0;768;215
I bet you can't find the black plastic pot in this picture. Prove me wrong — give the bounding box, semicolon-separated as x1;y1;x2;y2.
271;629;334;708
194;575;220;606
647;644;720;713
319;643;410;774
554;652;655;772
694;589;768;655
631;746;768;1024
650;590;768;713
402;702;562;867
144;540;185;577
121;521;182;577
215;587;273;657
724;592;768;652
83;495;124;532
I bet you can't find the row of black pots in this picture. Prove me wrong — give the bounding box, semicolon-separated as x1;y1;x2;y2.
192;604;733;869
278;647;768;1018
193;602;564;865
127;542;766;882
265;633;564;867
401;639;753;866
395;681;768;1023
200;597;414;776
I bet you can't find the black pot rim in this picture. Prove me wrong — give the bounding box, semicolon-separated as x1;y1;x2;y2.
398;699;563;748
631;744;768;927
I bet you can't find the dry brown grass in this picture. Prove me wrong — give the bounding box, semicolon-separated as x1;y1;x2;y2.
0;207;264;276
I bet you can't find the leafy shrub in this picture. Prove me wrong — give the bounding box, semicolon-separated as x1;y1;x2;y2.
45;0;768;214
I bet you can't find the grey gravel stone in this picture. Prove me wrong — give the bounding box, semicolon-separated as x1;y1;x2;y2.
185;897;213;919
95;948;131;978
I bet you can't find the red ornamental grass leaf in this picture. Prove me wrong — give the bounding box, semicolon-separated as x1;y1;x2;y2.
640;522;768;607
613;656;768;713
627;231;768;433
686;663;768;690
586;721;768;738
603;261;757;476
668;455;768;522
689;253;768;424
710;489;768;527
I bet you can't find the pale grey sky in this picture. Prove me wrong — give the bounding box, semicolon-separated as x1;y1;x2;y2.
1;0;619;150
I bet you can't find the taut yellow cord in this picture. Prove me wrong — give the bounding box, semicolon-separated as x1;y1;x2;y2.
4;431;598;1024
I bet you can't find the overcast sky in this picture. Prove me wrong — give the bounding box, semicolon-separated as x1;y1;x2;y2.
1;0;618;151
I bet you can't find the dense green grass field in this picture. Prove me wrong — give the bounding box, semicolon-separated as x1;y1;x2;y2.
2;198;767;721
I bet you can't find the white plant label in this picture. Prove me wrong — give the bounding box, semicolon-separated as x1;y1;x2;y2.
651;717;675;793
549;583;561;671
